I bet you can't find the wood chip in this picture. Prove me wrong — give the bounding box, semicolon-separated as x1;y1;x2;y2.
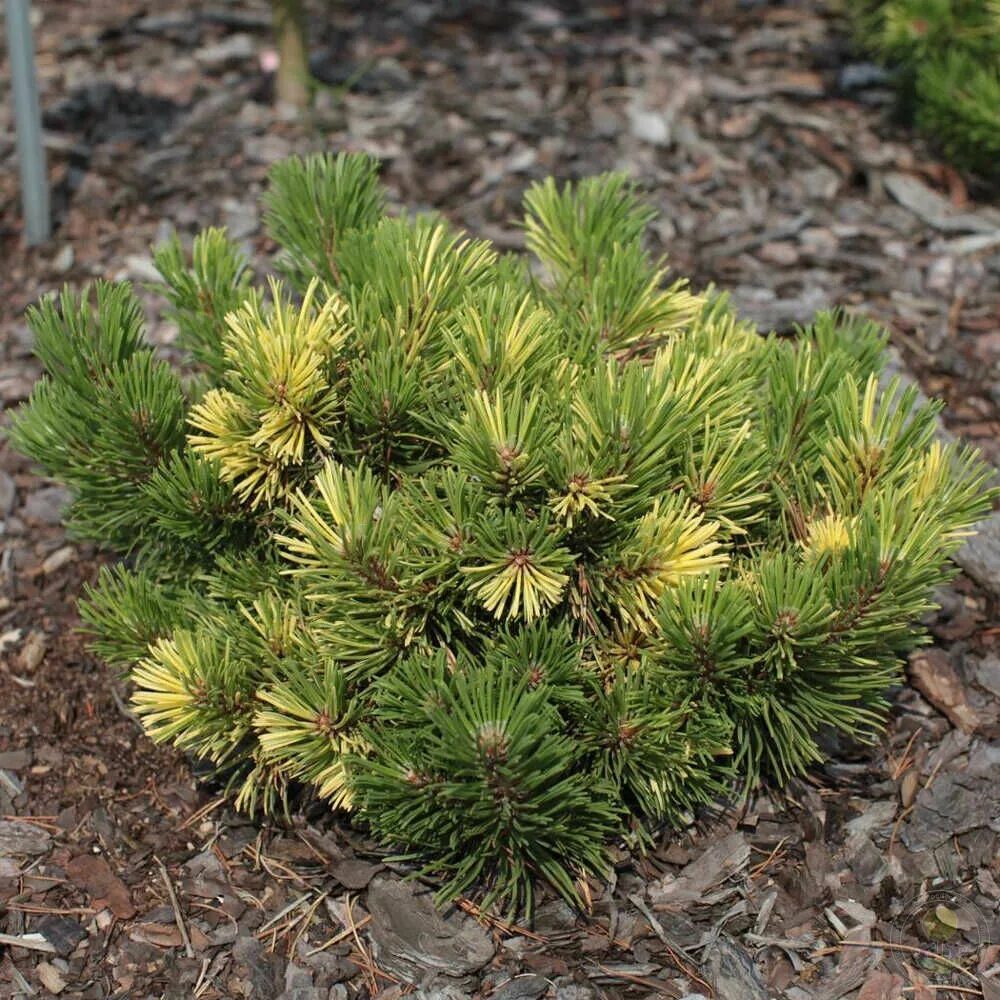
35;961;67;994
908;649;980;733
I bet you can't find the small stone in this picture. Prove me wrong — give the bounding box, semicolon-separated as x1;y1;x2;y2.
844;799;898;838
52;245;74;274
41;545;76;575
123;254;162;283
628;102;671;146
757;241;799;266
18;631;48;673
244;133;293;165
533;898;578;934
501;935;532;959
195;33;255;69
284;963;312;989
926;255;956;294
798;164;840;201
278;962;327;998
22;486;72;525
955;512;1000;598
838;62;890;91
222;198;259;241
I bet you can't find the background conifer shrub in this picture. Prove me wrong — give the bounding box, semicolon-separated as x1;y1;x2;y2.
846;0;1000;176
10;153;994;913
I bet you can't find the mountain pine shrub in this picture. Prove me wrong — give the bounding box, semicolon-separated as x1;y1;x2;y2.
9;153;993;913
846;0;1000;176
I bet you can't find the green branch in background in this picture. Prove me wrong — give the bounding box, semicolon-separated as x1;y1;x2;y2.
9;153;995;916
846;0;1000;176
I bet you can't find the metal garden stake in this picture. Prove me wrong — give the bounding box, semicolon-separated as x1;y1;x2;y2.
5;0;50;244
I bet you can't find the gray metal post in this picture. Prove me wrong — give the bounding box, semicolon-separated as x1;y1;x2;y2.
5;0;50;245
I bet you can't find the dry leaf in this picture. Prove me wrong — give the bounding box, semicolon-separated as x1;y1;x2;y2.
858;970;905;1000
66;854;136;919
905;965;934;1000
899;770;920;809
130;921;184;948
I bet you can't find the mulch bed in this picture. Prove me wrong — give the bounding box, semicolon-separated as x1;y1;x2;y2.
1;2;998;997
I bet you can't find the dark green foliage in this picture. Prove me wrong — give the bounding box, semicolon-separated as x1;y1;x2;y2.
263;151;385;288
152;228;253;376
914;49;1000;174
9;153;994;915
8;283;188;548
356;658;622;914
847;0;1000;175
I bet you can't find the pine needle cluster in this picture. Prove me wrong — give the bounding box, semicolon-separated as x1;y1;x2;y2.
846;0;1000;175
10;153;993;914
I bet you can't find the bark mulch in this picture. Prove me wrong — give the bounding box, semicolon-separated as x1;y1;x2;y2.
1;2;998;997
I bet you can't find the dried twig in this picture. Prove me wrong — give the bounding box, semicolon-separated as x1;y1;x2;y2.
256;892;311;937
627;893;713;996
593;962;677;995
0;931;56;953
193;958;212;997
902;986;983;996
749;837;788;879
813;939;979;984
889;729;921;781
456;897;547;943
4;903;94;916
109;683;143;730
155;855;194;959
343;893;394;996
307;913;372;955
288;890;329;957
178;795;227;831
889;751;947;854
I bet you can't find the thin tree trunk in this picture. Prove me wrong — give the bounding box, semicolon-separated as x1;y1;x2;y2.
273;0;310;108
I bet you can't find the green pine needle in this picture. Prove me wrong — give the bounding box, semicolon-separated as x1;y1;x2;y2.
8;151;996;915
